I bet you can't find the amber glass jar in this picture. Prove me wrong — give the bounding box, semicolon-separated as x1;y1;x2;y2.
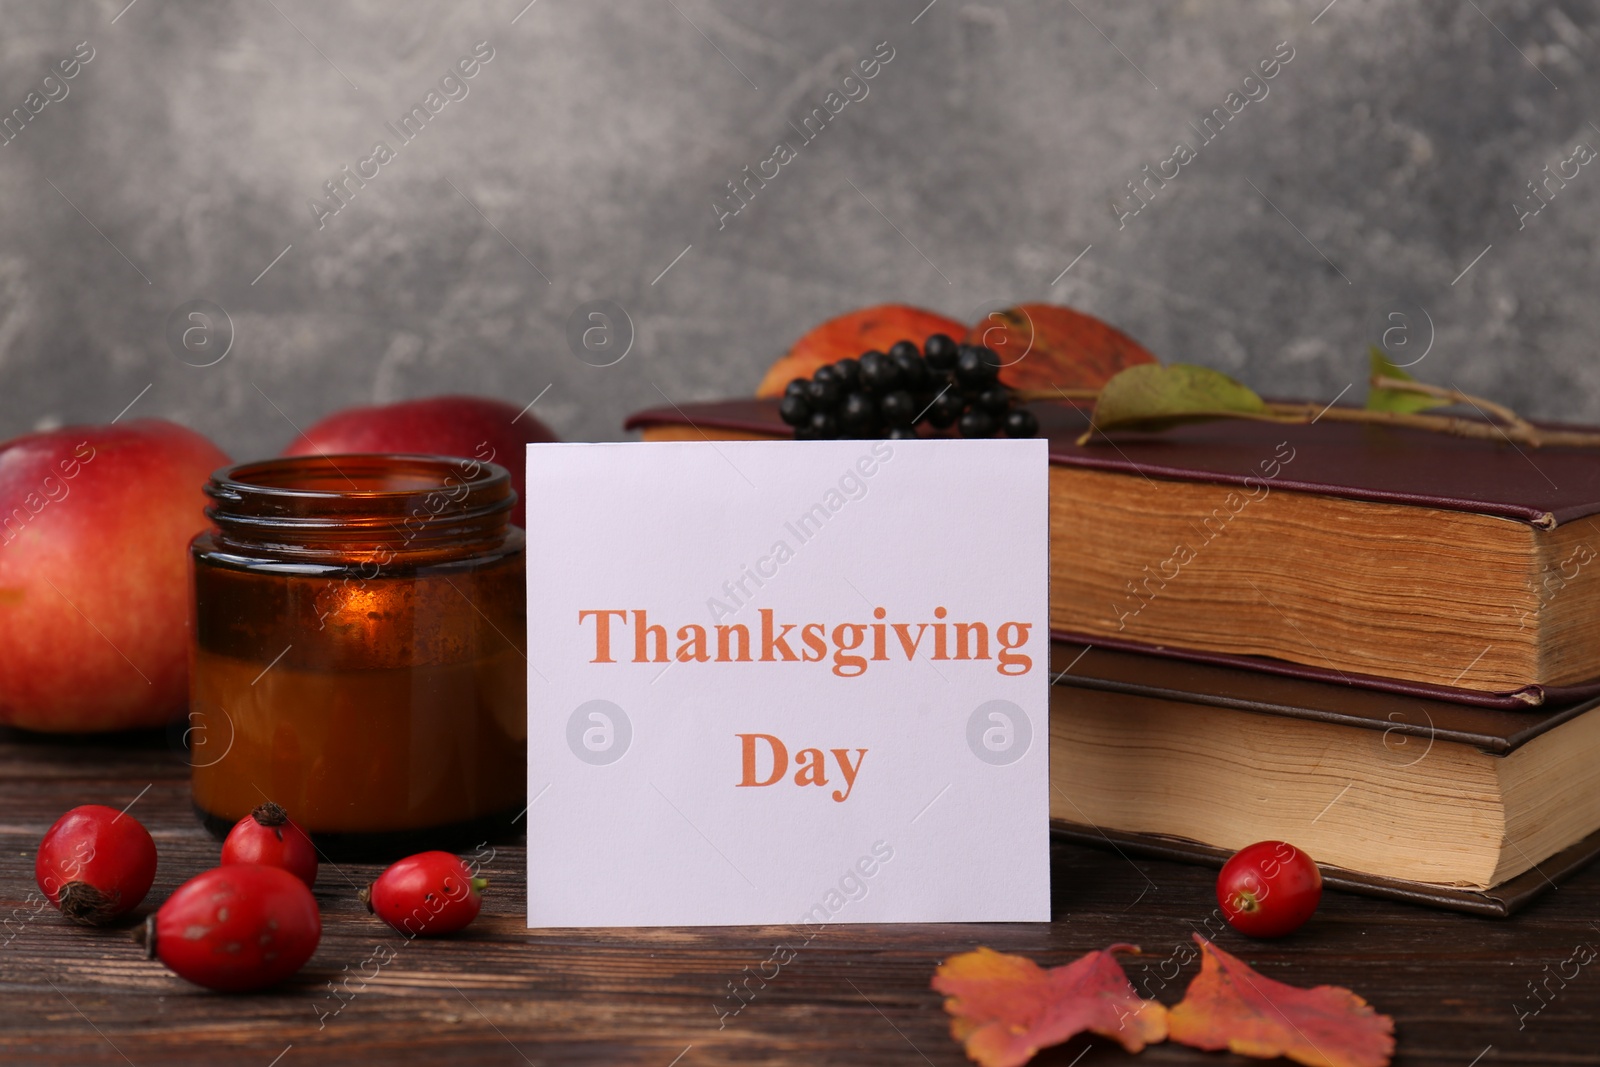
188;454;525;858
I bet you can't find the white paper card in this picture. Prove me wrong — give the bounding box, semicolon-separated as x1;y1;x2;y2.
525;438;1050;927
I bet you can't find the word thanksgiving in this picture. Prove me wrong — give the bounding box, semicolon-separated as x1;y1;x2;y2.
578;606;1035;677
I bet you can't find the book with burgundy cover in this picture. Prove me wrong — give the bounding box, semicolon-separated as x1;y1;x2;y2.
625;397;1600;708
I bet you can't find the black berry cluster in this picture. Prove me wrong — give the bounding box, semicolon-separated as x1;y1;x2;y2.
779;334;1041;441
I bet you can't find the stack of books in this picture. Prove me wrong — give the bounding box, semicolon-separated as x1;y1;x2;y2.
627;396;1600;914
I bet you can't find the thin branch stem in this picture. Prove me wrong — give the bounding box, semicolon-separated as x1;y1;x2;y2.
1015;387;1600;449
1262;402;1600;445
1036;387;1100;402
1368;375;1535;433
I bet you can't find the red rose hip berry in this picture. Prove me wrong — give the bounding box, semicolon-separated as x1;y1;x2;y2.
221;801;318;888
362;851;486;937
142;865;320;992
35;804;158;924
1217;840;1323;938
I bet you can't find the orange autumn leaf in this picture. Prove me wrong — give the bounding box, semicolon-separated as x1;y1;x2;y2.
932;945;1168;1067
1168;936;1395;1067
755;304;967;397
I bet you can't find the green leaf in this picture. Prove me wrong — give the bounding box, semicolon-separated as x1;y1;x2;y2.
1086;363;1268;437
1366;346;1450;414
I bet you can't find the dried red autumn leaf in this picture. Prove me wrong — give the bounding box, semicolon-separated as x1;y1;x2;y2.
964;303;1159;393
932;945;1168;1067
1168;935;1395;1067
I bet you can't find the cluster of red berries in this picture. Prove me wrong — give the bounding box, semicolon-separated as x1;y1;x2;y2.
779;334;1041;440
34;802;488;993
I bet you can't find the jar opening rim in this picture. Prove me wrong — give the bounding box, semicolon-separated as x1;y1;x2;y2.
202;455;517;556
211;454;508;499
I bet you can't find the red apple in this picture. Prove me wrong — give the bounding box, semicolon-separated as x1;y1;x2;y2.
0;419;229;733
280;396;557;527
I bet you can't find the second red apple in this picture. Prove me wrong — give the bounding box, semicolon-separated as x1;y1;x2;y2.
281;395;558;527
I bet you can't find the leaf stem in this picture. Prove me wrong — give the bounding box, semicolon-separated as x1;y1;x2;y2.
1016;388;1600;448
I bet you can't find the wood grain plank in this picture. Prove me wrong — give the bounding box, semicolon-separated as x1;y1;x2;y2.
0;727;1597;1065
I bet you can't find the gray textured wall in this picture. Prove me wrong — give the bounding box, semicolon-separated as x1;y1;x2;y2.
0;0;1596;458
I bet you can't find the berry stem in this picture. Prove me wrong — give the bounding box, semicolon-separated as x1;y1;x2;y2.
250;801;289;828
57;881;118;925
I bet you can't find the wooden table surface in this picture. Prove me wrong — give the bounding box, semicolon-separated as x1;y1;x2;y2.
3;726;1596;1067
